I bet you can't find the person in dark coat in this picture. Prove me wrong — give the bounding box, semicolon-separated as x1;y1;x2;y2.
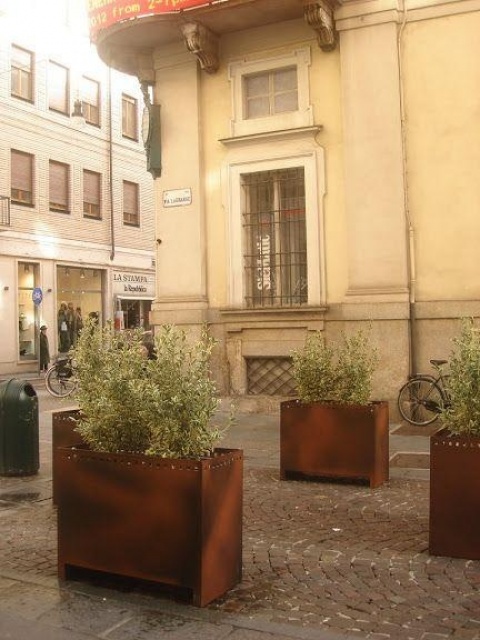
57;302;70;352
39;325;50;373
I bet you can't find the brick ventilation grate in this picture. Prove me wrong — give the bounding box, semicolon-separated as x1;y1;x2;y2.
246;357;297;396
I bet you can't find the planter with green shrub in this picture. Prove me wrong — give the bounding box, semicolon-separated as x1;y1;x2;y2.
280;328;389;488
429;318;480;559
55;320;242;607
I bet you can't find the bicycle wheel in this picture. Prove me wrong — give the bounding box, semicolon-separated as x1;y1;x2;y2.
398;376;445;426
45;365;77;397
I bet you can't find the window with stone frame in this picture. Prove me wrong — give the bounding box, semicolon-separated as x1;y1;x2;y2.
242;167;307;308
11;45;34;102
228;48;312;138
11;150;34;205
244;67;298;120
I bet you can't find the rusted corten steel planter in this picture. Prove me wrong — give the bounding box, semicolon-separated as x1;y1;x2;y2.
56;443;243;607
52;409;84;505
280;400;389;488
429;428;480;560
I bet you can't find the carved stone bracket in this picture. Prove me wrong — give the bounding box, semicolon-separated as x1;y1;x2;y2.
180;22;219;74
304;1;338;52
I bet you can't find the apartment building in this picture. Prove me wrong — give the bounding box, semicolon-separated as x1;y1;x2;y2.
0;0;155;375
88;0;480;408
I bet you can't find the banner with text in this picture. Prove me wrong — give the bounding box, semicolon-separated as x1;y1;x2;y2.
87;0;221;40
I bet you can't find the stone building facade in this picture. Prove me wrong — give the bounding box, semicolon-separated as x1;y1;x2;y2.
0;0;155;374
88;0;480;409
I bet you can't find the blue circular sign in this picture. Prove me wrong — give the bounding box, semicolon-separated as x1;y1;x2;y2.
32;287;43;305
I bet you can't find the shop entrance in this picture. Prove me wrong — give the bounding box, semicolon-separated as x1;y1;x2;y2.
56;267;103;350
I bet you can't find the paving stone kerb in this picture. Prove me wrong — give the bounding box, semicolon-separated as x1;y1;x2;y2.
0;390;479;640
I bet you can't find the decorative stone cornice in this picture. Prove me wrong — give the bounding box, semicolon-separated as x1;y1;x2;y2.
303;1;338;52
180;22;219;74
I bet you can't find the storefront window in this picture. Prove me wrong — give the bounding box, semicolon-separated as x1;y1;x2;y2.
112;270;154;331
18;262;39;361
119;299;151;330
56;267;103;349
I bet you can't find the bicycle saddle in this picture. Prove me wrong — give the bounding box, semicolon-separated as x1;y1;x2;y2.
430;359;448;366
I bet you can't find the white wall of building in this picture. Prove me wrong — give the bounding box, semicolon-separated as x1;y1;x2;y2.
0;0;155;374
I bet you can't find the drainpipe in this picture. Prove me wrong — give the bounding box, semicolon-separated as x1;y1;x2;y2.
398;0;417;376
108;65;115;262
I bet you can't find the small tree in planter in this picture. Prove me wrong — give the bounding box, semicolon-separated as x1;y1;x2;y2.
55;320;242;607
429;318;480;559
280;328;389;488
73;322;225;458
293;330;377;405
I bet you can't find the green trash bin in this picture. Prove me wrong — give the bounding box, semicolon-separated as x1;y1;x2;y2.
0;379;39;476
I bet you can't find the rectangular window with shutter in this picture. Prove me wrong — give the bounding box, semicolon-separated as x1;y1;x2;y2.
83;169;101;219
122;94;138;140
81;76;100;126
123;180;140;227
49;161;70;212
49;61;69;114
11;45;33;102
11;150;34;205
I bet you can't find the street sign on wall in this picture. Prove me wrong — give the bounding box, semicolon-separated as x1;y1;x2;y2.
32;287;43;306
87;0;227;40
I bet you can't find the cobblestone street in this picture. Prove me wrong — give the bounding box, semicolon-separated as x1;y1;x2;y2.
0;388;479;640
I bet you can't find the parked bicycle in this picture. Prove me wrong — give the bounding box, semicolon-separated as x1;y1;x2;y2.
397;359;450;426
45;355;78;398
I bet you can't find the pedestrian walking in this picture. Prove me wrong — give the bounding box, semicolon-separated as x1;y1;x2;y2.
39;324;50;373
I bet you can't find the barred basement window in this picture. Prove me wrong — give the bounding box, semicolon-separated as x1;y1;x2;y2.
242;167;307;308
246;357;296;396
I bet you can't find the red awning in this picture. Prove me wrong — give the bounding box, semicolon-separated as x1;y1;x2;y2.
88;0;226;41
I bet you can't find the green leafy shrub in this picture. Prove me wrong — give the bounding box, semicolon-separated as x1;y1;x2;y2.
444;318;480;436
72;320;227;458
292;329;378;405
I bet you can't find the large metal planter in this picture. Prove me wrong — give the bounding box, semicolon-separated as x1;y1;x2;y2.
56;441;243;607
52;409;84;504
429;428;480;560
280;400;389;488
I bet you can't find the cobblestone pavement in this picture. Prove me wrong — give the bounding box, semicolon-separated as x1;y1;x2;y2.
0;388;478;640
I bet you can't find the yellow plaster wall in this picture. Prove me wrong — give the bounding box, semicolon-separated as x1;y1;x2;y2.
404;11;480;300
199;19;346;309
